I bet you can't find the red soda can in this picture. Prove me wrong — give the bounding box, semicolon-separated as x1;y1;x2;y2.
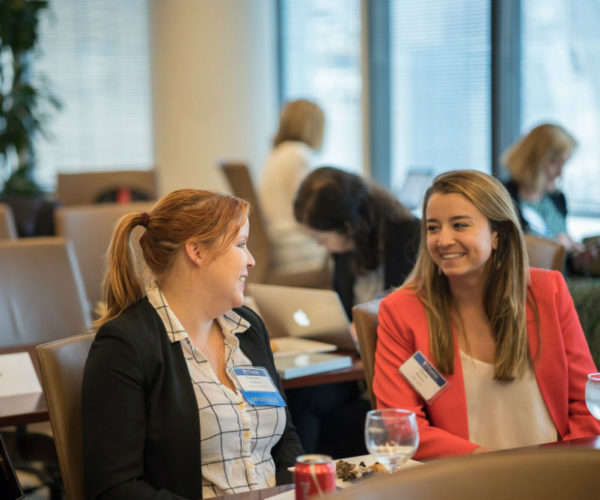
295;454;336;500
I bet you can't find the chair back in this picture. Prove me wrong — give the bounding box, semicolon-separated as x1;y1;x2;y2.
0;237;90;347
524;234;567;271
36;333;94;500
0;203;18;239
326;447;600;500
56;169;156;206
352;298;381;408
55;201;155;311
219;160;331;288
219;161;273;283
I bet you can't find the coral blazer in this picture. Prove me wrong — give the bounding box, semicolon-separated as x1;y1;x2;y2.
373;268;600;459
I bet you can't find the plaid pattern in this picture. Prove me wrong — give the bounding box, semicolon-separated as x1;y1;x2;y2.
146;283;285;498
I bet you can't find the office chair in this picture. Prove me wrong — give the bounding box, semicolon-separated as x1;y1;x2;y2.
56;169;157;206
55;201;155;313
37;333;95;500
0;237;91;498
524;234;566;271
0;237;91;347
219;160;330;287
352;298;381;408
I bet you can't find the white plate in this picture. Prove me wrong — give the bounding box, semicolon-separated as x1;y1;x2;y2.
288;454;422;489
271;337;338;358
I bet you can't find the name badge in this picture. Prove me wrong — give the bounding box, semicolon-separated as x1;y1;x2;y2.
399;351;448;402
233;367;286;407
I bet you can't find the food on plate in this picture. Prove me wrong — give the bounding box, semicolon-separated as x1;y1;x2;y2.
335;459;387;482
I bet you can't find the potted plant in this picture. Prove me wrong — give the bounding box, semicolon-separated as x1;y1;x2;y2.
0;0;60;236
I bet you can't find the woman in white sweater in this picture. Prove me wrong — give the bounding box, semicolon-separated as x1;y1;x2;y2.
259;99;327;274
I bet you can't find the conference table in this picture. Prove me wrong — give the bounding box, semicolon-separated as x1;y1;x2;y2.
0;344;363;428
212;436;600;500
0;343;48;427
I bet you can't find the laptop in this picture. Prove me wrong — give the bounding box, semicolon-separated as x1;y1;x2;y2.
245;283;358;352
396;167;434;210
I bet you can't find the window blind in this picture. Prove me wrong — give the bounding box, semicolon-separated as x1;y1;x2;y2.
279;0;362;173
34;0;153;190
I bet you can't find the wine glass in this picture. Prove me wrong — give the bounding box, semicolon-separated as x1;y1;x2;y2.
364;409;419;473
585;372;600;420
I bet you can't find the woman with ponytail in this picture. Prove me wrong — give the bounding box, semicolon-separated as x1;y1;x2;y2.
373;170;600;460
82;189;302;500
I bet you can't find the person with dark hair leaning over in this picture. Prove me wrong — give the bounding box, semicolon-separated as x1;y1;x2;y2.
294;166;421;319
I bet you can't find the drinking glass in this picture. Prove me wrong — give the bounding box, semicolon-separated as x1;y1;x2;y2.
364;409;419;473
585;372;600;420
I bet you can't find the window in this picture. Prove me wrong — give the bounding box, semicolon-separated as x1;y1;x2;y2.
278;0;362;172
521;0;600;215
279;1;600;217
34;0;153;190
388;0;491;198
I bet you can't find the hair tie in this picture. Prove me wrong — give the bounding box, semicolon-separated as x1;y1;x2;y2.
139;212;150;228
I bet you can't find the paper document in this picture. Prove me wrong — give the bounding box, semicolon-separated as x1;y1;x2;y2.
0;352;43;398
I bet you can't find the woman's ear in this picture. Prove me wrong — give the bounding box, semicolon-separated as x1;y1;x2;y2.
492;229;499;251
184;240;205;268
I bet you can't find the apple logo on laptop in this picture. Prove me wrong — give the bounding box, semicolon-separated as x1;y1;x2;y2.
293;309;311;327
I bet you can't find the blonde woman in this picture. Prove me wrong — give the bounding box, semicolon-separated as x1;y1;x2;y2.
502;123;579;251
259;99;327;274
82;189;302;499
373;170;600;460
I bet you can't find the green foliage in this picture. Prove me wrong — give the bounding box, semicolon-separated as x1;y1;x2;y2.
0;0;60;196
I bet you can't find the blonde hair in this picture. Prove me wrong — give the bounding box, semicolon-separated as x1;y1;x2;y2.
405;170;534;380
273;99;325;149
95;189;249;329
502;123;577;192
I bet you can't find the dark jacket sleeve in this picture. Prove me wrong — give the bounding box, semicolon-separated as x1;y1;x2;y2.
82;320;192;500
332;252;356;318
82;301;200;500
383;217;421;290
235;306;304;484
548;189;568;217
504;179;529;232
333;216;421;319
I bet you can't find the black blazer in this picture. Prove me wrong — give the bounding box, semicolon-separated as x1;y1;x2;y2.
504;179;568;233
82;299;303;500
333;216;421;317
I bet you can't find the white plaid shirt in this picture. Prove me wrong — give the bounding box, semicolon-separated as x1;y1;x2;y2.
146;283;285;498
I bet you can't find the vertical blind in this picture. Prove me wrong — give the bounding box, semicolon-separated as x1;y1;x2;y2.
34;0;153;190
389;0;491;194
279;0;362;173
521;0;600;214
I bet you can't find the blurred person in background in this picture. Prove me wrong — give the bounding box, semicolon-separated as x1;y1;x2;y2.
502;123;594;273
259;99;328;275
294;166;420;318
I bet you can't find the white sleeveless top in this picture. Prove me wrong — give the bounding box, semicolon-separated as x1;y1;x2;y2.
460;351;557;450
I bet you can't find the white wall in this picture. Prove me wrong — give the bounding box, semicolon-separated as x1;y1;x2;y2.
150;0;278;195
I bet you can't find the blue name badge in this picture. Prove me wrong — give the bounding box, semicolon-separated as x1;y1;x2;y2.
399;351;448;402
232;367;286;407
